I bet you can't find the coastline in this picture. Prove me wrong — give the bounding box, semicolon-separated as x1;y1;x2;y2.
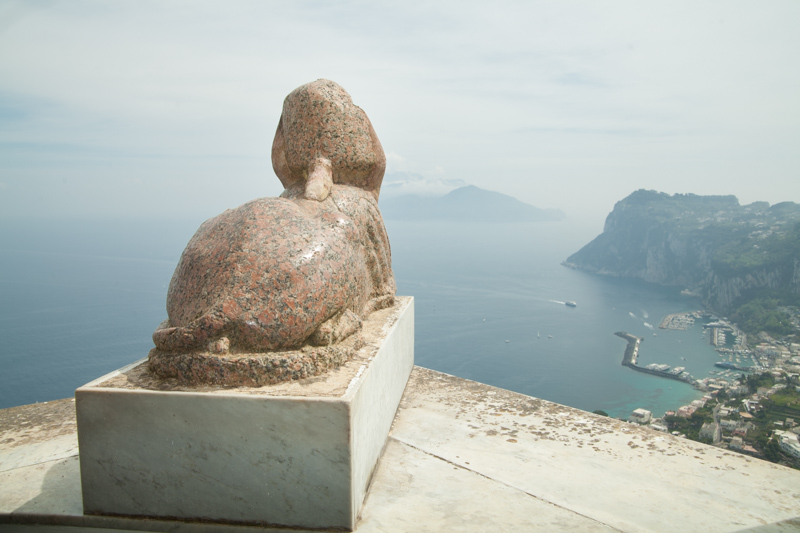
617;308;798;416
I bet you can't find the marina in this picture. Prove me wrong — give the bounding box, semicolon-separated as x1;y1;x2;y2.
618;309;766;393
659;311;704;330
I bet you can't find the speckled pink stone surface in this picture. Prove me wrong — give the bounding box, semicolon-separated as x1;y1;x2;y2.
149;80;395;385
272;79;386;200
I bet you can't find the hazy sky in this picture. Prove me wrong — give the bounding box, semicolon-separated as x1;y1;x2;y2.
1;1;799;227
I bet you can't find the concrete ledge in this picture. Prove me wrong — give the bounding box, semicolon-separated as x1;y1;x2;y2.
3;359;800;532
74;297;414;531
376;369;800;532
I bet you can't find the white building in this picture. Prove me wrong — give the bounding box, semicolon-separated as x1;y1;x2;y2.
700;422;721;444
775;430;800;459
628;408;652;425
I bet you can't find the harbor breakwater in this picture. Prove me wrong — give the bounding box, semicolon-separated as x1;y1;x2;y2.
615;331;641;366
615;331;699;386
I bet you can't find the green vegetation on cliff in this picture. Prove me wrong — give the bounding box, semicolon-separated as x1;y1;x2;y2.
664;408;714;441
731;299;796;337
713;221;800;277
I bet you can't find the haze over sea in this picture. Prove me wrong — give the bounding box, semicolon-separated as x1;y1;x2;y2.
0;217;719;417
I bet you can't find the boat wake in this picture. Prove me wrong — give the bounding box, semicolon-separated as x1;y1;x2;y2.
629;311;653;329
532;297;573;307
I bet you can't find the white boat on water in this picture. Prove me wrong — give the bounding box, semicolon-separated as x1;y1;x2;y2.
565;301;577;307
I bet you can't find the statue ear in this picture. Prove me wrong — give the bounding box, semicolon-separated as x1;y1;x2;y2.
272;116;298;190
366;117;386;201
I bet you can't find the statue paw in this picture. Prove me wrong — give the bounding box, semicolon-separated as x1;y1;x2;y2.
309;309;362;346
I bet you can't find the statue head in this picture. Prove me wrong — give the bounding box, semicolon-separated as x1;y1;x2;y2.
271;79;386;202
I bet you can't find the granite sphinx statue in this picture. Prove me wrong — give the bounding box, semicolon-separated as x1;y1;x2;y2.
148;79;396;385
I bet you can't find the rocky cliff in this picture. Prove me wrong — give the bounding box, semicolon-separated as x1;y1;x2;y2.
564;190;800;314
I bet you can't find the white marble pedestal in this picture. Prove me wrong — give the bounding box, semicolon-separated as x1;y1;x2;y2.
75;297;413;531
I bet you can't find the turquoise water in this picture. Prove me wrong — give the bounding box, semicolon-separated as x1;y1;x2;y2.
386;219;713;418
0;217;716;417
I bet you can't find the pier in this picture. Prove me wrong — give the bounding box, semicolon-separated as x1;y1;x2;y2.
615;331;698;387
615;331;642;366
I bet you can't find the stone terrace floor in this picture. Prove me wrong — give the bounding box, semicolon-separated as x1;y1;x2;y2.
2;366;800;532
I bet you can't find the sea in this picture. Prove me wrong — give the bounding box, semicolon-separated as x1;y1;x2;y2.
0;216;725;418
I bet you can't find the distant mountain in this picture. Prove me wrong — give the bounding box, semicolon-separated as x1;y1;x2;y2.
381;171;468;198
379;185;565;222
564;189;800;319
